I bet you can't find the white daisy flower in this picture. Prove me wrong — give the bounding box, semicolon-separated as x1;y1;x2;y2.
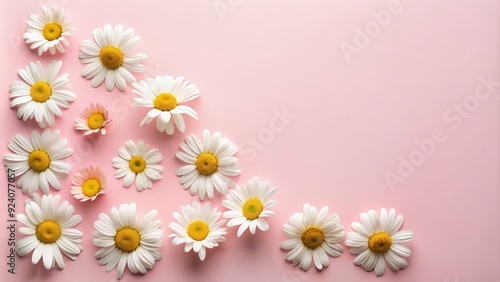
222;177;276;237
280;204;345;271
75;102;112;135
175;129;241;200
345;208;414;277
112;140;163;191
23;5;75;56
93;203;163;280
132;75;200;135
168;202;227;261
17;194;83;270
70;165;107;202
3;129;73;196
9;60;76;128
79;24;147;91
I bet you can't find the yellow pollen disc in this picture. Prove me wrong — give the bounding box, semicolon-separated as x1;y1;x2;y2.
368;232;392;253
195;153;218;175
242;198;263;220
82;178;101;197
87;113;105;129
28;150;50;172
153;93;178;111
187;220;210;241
99;46;124;69
302;227;324;249
129;156;146;174
36;220;61;244
30;81;52;103
42;22;62;40
115;227;141;252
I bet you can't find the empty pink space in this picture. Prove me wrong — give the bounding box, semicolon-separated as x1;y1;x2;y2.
0;0;498;281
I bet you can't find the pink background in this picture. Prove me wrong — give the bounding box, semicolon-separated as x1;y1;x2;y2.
1;0;499;281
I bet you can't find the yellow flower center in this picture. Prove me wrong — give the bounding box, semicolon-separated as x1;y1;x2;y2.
42;23;62;41
99;46;124;69
30;81;52;103
195;153;218;175
242;198;263;220
302;227;324;249
87;113;105;129
36;220;61;244
82;178;101;197
28;150;50;172
115;227;141;252
368;232;392;253
128;156;146;174
153;93;178;111
187;220;209;241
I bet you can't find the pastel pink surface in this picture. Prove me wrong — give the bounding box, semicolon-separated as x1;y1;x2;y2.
1;0;499;281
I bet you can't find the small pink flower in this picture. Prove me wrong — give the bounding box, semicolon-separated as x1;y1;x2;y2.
71;165;107;201
75;102;112;135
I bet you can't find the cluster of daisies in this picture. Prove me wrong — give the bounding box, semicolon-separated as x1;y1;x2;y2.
3;4;415;281
13;5;199;135
15;186;414;279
